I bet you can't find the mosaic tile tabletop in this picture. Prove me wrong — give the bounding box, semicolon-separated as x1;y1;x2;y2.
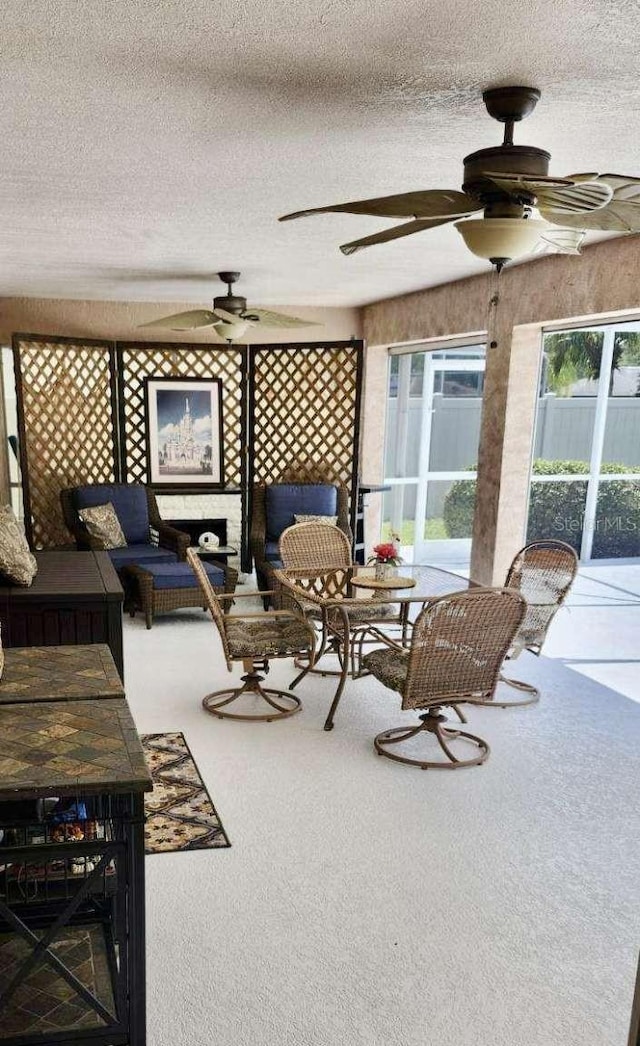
0;645;124;704
0;698;152;801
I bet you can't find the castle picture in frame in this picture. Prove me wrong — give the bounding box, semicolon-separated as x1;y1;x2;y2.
144;377;224;487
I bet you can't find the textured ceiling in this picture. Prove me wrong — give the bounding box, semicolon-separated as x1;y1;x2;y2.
1;0;640;308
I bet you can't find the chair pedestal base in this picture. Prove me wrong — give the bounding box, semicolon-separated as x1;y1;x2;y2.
202;669;301;722
374;710;489;769
476;673;540;708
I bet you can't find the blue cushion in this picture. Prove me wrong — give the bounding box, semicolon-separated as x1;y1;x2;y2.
265;484;338;541
142;561;225;591
108;544;178;569
74;484;150;544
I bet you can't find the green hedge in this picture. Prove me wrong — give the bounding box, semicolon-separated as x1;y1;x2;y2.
442;460;640;558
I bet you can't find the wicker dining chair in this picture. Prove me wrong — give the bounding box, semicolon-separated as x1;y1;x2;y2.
362;587;526;770
187;548;316;722
279;520;399;676
486;539;579;708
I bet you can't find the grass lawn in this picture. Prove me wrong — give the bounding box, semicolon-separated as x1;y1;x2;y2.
381;518;449;544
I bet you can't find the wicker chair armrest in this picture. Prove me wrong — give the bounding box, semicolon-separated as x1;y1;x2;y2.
155;523;190;559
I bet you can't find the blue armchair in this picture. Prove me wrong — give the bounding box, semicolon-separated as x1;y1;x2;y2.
60;483;190;571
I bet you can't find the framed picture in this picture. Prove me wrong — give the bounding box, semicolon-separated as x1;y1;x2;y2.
144;376;224;488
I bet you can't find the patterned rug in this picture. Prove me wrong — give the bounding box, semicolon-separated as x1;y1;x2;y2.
141;732;231;854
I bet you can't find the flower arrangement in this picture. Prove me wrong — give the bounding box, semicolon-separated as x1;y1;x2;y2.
368;536;402;566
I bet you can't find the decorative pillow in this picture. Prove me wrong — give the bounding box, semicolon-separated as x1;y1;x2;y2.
0;504;38;586
294;514;339;526
78;502;127;550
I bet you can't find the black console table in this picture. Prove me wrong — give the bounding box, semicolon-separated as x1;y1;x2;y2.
0;695;152;1045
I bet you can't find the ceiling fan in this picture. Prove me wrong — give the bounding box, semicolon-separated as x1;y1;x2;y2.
280;86;640;271
140;271;320;342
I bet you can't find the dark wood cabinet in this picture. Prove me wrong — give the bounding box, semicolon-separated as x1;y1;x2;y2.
0;552;124;680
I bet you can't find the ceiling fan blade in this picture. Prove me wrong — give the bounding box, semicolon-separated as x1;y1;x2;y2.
534;182;613;214
281;189;477;221
542;174;640;232
567;172;640;190
246;308;321;328
534;227;586;255
340;216;462;256
485;173;612;213
484;173;575;190
138;309;220;330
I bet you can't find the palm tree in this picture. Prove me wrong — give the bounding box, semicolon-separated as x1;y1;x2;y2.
542;330;640;396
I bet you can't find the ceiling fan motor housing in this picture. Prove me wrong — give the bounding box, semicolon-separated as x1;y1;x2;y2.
214;293;247;315
462;145;551;203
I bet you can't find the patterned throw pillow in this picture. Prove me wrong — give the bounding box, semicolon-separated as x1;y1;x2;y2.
78;502;127;550
0;504;38;586
294;514;339;526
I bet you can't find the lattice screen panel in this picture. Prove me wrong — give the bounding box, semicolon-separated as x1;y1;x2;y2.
117;343;246;486
13;337;118;549
250;341;363;494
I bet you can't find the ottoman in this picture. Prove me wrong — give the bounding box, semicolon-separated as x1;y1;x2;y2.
123;560;238;629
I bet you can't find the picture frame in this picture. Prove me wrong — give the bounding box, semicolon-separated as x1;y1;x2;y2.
144;376;224;488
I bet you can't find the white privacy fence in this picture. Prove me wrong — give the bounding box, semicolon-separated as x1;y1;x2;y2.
386;393;640;476
384;392;640;522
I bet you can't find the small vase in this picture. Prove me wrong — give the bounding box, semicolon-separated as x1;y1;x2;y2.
374;561;389;581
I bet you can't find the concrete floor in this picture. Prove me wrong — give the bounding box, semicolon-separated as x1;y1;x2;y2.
544;562;640;706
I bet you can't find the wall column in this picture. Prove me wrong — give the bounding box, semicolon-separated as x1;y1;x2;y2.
470;318;542;584
0;355;11;505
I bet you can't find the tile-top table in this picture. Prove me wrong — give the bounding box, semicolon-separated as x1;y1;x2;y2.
0;697;151;1046
0;644;124;705
0;697;151;800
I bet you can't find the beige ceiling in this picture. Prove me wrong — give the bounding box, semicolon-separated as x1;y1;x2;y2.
1;0;639;309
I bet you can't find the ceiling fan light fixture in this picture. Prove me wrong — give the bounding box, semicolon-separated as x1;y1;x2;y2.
214;319;250;343
454;217;549;265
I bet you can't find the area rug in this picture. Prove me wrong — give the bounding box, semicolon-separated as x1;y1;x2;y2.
141;732;231;854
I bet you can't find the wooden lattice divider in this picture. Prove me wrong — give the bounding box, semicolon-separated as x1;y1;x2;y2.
117;342;246;487
250;340;364;511
13;336;119;549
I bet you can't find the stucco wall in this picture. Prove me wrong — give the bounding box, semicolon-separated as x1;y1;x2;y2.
363;236;640;346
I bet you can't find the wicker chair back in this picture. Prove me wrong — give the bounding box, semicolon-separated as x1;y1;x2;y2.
279;521;352;571
505;540;578;652
403;587;526;710
187;548;232;668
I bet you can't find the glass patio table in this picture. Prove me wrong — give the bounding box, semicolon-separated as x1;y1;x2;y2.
274;563;474;731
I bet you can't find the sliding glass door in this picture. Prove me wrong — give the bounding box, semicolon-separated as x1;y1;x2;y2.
383;343;485;568
529;320;640;561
